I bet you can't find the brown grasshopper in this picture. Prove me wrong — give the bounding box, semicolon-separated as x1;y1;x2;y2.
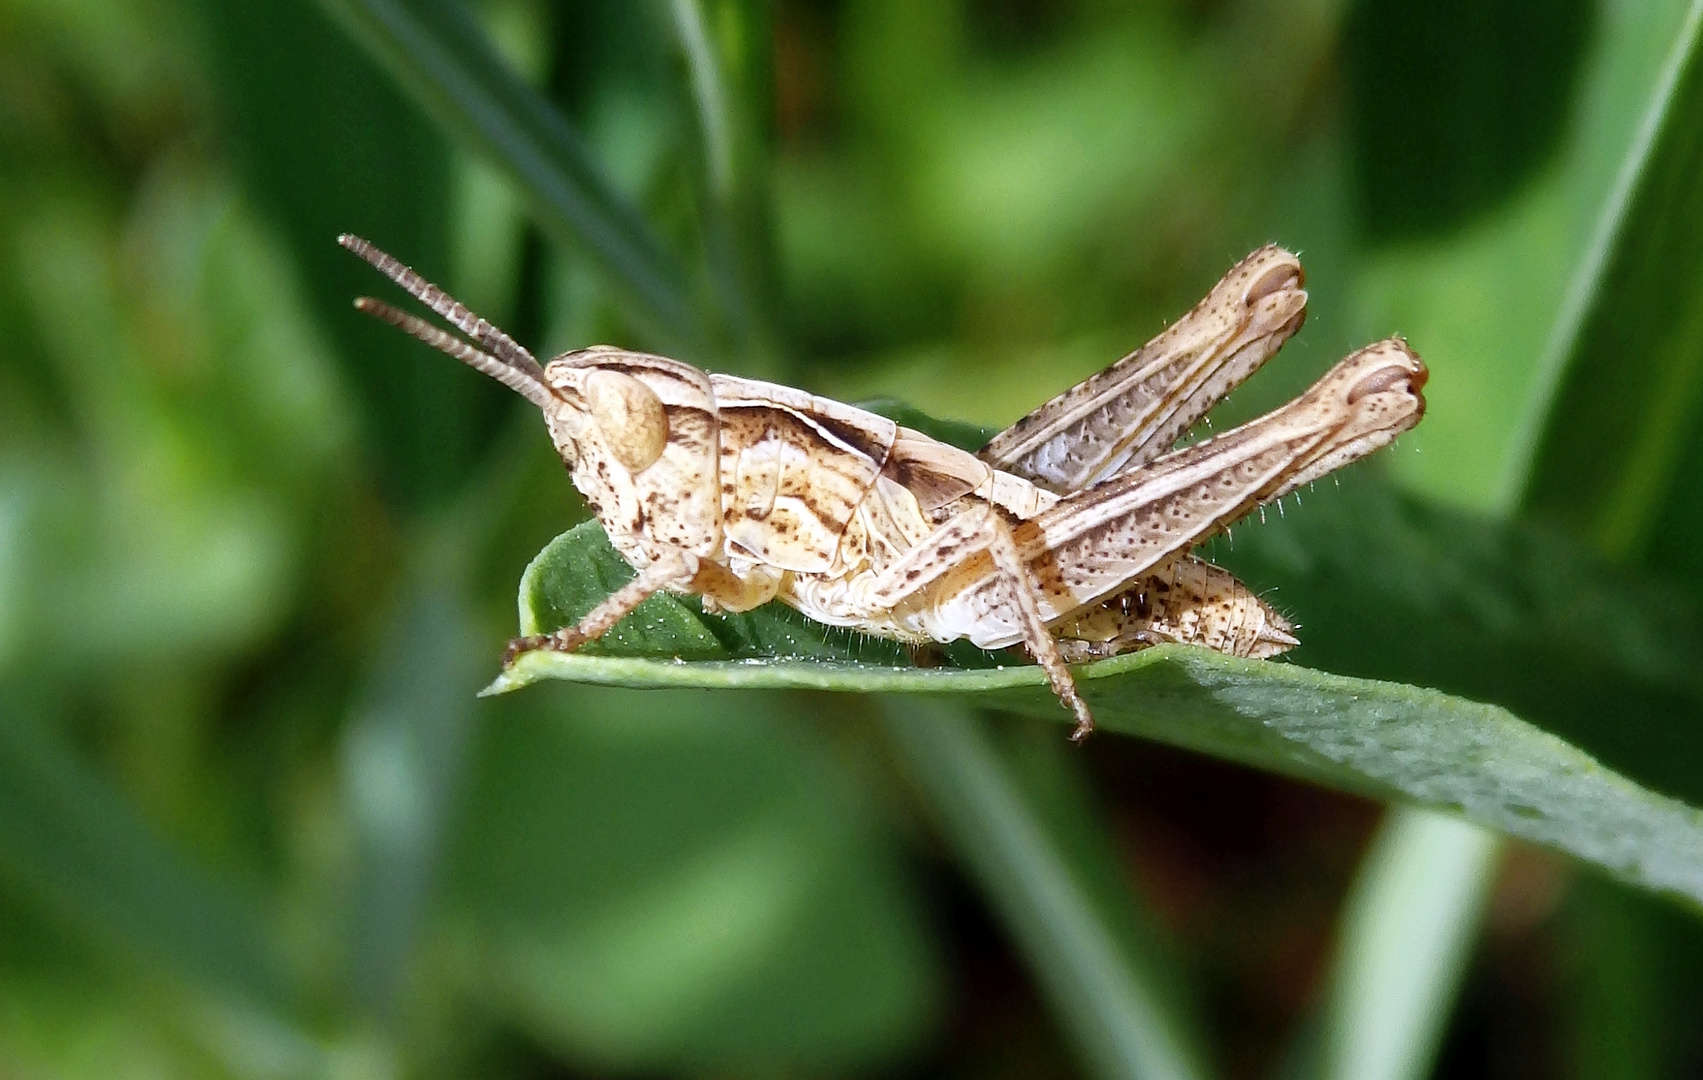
340;236;1426;740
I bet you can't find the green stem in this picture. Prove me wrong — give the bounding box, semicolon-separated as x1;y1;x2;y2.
881;700;1217;1080
1306;809;1501;1080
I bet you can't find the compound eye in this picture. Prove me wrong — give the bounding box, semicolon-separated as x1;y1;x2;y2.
584;368;668;473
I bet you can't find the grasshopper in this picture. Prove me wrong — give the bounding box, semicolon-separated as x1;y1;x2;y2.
340;236;1426;740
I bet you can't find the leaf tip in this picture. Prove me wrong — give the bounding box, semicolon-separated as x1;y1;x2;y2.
479;667;531;696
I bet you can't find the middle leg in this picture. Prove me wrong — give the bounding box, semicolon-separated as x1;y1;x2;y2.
858;506;1097;740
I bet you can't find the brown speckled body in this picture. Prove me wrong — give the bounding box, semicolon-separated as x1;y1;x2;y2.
530;332;1425;659
341;236;1425;739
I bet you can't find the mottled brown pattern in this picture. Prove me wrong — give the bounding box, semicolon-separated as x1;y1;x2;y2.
719;402;891;573
1054;555;1298;662
347;237;1426;739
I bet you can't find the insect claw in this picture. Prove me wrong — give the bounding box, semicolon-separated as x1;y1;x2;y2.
500;635;547;666
501;629;588;666
549;628;589;652
1068;712;1095;743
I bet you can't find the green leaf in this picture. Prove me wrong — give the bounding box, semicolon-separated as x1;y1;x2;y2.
490;521;1703;909
1211;471;1703;808
512;520;913;666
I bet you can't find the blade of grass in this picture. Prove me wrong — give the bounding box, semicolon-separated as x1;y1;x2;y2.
1501;0;1703;545
666;0;734;203
1302;809;1501;1080
341;546;485;1017
1301;9;1703;1072
659;0;775;364
661;0;749;351
313;0;712;354
0;711;292;1012
881;700;1216;1080
1506;1;1703;1061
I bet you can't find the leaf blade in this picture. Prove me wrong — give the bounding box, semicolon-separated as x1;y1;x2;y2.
489;630;1703;910
313;0;711;353
1507;0;1703;546
882;703;1217;1080
492;520;1703;907
1306;809;1501;1080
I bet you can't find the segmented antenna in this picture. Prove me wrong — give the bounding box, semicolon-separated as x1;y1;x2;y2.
353;297;559;413
337;234;553;391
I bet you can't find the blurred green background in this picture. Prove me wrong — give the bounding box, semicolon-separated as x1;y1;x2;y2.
4;0;1703;1077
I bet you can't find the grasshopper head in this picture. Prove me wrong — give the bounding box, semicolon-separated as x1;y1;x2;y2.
541;347;724;559
341;238;724;557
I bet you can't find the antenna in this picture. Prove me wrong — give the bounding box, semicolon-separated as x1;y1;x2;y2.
353;297;559;413
338;234;552;390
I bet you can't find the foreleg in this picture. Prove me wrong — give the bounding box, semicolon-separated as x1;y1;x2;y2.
502;549;699;663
